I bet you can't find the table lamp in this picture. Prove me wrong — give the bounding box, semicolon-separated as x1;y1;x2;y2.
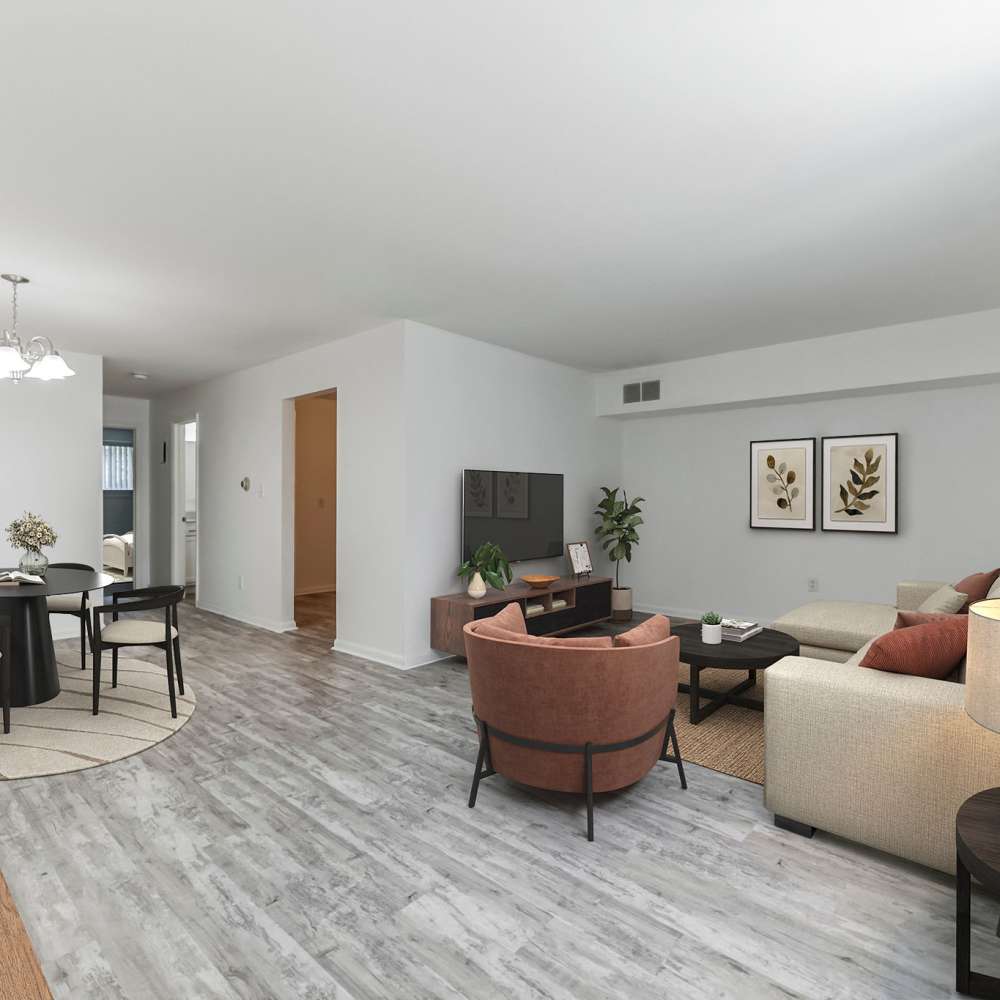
965;599;1000;732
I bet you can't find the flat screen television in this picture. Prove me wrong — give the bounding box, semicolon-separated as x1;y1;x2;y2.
462;470;563;563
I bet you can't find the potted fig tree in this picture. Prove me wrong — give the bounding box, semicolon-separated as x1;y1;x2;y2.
594;487;644;622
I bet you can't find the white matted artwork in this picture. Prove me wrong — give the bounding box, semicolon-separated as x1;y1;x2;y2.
822;433;897;533
496;471;529;519
566;541;593;575
749;438;815;530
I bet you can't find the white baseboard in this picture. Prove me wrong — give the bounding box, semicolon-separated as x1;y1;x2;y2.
333;638;407;669
329;639;452;671
194;601;297;634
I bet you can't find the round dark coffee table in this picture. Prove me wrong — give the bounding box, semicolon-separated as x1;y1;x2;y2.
0;567;114;706
672;623;800;724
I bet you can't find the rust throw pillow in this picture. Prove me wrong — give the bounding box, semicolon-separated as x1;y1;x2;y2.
860;617;968;679
953;569;1000;612
613;614;671;648
489;601;527;634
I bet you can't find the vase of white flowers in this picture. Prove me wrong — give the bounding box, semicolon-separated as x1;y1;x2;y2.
6;512;57;576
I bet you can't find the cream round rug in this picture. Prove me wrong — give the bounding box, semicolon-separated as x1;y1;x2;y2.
0;654;195;780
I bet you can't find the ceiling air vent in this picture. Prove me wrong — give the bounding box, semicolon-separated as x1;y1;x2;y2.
641;380;660;402
622;382;641;404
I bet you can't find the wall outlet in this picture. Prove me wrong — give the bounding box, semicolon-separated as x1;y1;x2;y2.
807;578;818;592
238;574;246;590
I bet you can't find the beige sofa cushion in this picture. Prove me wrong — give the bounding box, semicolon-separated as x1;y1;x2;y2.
773;601;897;653
917;585;968;615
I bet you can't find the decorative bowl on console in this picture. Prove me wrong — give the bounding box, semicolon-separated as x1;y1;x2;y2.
522;574;559;590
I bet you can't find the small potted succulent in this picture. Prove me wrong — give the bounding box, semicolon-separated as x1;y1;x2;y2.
457;541;512;599
6;511;57;576
701;611;723;645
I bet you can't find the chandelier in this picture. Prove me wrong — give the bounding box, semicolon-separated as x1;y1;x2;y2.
0;274;76;381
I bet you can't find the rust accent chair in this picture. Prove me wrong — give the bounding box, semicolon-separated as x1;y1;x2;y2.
463;608;685;840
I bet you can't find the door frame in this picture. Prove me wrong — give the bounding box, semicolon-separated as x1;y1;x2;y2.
170;416;200;597
102;423;148;588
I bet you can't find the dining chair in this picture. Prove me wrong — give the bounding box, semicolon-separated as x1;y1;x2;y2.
46;562;97;670
91;586;186;718
0;613;11;734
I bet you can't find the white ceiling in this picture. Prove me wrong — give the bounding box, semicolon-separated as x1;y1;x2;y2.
5;2;1000;396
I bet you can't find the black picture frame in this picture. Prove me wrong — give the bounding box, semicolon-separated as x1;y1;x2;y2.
749;437;816;531
820;433;898;534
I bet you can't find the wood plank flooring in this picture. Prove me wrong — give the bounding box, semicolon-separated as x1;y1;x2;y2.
2;601;999;998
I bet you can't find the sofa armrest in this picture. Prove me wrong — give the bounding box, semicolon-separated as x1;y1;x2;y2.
895;579;948;611
764;656;1000;874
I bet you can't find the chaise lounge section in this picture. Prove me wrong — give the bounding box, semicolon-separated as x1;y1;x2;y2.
766;579;1000;873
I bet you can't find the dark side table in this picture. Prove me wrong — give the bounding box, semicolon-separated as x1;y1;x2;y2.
957;787;1000;997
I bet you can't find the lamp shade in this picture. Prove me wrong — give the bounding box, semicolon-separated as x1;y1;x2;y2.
964;599;1000;732
25;351;75;380
0;343;30;376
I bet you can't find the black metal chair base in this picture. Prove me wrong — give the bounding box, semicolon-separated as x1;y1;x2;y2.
467;709;687;842
679;665;763;725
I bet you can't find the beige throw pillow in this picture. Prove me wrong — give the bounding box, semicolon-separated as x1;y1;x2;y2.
917;585;969;615
987;575;1000;601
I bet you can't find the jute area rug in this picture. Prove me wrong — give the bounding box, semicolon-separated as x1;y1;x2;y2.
0;654;195;780
674;663;765;785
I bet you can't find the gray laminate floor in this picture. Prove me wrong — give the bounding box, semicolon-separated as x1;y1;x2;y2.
2;602;998;999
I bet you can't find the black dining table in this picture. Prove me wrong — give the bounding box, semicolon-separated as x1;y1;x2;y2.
0;567;115;706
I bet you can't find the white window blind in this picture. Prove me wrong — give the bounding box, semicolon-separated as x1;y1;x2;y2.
103;444;134;491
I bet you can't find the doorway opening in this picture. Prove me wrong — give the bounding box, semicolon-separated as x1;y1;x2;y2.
102;427;136;589
293;390;337;642
171;419;198;595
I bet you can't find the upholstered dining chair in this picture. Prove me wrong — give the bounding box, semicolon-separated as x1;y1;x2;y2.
0;612;11;734
46;561;97;670
91;586;186;718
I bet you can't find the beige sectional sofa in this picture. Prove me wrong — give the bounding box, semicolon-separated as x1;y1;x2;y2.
765;580;1000;874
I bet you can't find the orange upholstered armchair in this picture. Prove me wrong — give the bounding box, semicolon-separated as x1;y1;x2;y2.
463;608;685;840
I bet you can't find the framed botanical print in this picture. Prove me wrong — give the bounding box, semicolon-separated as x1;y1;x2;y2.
822;433;898;533
749;438;815;530
463;469;494;518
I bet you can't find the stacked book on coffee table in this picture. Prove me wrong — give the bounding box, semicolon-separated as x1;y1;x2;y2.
720;618;763;642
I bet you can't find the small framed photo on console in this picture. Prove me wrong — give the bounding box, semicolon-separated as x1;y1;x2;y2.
750;438;816;530
566;541;593;576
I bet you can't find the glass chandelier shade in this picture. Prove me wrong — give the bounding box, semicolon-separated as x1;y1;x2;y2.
0;274;76;381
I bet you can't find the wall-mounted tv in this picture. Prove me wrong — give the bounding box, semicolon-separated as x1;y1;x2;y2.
462;470;563;563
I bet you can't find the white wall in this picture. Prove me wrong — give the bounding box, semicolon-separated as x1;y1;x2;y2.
102;394;151;587
150;322;406;659
1;352;103;638
596;307;1000;416
620;380;1000;625
403;321;622;666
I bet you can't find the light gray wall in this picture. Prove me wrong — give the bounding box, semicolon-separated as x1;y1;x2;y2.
619;380;1000;624
1;352;103;638
403;321;622;665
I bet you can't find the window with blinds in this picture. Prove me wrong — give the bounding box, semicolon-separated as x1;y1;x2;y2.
103;444;134;491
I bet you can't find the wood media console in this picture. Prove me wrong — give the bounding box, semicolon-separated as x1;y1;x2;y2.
430;575;613;658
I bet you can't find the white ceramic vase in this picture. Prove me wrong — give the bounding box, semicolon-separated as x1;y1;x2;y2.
467;571;487;599
702;623;722;644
